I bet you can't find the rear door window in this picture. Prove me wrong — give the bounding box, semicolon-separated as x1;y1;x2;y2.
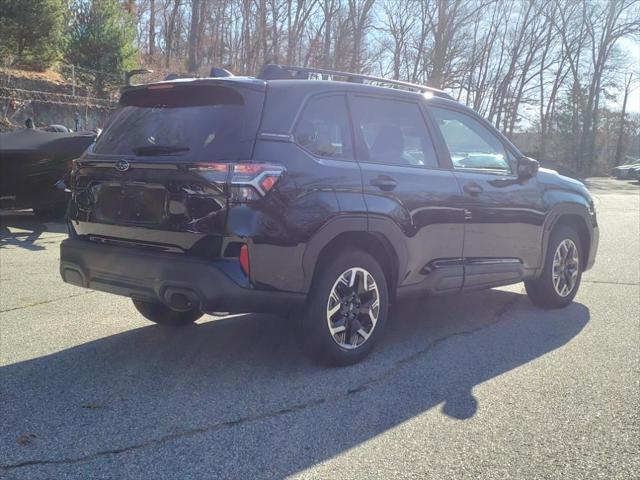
93;84;263;162
293;95;354;160
350;96;439;168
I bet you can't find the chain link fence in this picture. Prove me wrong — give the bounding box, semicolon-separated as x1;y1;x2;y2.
0;62;119;131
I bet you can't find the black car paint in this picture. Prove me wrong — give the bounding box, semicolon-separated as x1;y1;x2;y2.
62;78;598;314
0;129;95;211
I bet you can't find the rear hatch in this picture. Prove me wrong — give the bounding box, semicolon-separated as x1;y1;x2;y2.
70;79;265;257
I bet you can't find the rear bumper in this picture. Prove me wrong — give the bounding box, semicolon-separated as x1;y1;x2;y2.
60;238;304;314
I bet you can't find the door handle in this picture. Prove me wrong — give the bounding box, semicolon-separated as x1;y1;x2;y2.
463;181;483;196
370;176;397;191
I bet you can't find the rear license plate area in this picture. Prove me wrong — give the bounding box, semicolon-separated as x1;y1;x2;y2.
93;183;166;224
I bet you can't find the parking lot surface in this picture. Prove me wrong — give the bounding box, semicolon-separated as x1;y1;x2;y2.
1;178;638;479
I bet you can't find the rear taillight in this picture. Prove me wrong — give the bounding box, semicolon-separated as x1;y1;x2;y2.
190;162;285;202
239;244;250;277
189;162;229;183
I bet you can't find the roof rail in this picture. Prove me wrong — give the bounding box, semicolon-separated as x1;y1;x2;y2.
258;64;454;100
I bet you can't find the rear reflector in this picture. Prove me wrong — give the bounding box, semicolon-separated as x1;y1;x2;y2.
239;244;250;277
259;175;279;192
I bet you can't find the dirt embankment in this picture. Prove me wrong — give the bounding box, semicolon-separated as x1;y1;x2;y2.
1;68;117;132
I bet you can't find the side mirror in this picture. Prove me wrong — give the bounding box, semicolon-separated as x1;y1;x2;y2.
517;156;539;180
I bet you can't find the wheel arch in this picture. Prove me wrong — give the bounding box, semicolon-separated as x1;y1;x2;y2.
555;215;591;269
302;216;406;300
541;204;594;273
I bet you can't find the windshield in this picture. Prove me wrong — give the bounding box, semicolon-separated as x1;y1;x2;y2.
93;84;263;162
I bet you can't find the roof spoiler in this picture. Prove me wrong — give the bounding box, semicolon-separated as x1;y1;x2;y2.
124;69;153;86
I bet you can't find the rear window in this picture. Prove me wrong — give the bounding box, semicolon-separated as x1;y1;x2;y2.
294;95;353;160
93;84;263;162
351;96;438;168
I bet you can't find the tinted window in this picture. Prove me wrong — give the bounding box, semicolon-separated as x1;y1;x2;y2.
93;84;263;162
294;95;353;160
430;107;512;173
351;96;438;168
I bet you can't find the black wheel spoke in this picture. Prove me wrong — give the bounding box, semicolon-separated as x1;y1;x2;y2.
359;290;375;307
335;282;349;298
351;270;361;294
357;311;372;328
331;316;346;331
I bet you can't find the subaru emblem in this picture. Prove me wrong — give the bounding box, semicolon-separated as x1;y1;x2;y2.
115;159;130;172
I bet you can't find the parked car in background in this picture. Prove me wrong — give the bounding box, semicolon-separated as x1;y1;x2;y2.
629;165;640;182
0;128;95;218
59;65;599;365
43;124;71;133
611;158;640;179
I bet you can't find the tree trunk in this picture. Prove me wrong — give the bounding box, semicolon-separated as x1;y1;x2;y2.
271;0;280;63
165;0;181;68
148;0;156;58
323;0;333;69
188;0;201;73
614;74;633;166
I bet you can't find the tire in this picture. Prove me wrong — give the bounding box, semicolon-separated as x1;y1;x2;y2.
299;249;389;366
132;299;203;326
525;225;583;309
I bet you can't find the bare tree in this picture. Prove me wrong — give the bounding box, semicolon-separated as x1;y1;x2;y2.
124;0;639;174
149;0;156;57
346;0;375;71
379;0;415;80
614;73;635;165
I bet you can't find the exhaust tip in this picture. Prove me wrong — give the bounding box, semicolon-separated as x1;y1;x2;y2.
163;287;199;312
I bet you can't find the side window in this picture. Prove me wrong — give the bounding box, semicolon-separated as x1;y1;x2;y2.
350;96;438;168
294;95;353;160
430;107;512;173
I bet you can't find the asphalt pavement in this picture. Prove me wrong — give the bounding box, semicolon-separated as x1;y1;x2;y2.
1;177;638;479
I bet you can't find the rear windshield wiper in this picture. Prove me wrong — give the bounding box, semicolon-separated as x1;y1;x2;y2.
132;145;190;156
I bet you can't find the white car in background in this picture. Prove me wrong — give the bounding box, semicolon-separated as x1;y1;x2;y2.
611;158;640;179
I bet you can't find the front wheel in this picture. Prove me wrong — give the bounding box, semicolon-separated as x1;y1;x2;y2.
525;225;583;309
132;299;203;326
299;249;389;366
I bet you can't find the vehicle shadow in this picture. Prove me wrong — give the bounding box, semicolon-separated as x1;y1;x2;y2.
0;290;590;478
0;212;66;250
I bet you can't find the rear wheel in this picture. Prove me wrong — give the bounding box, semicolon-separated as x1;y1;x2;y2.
132;299;203;326
300;249;389;366
525;225;582;309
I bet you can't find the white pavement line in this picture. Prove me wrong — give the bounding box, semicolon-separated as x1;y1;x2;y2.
582;280;640;286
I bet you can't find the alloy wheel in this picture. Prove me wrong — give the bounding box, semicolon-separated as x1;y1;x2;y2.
326;267;380;349
552;238;580;297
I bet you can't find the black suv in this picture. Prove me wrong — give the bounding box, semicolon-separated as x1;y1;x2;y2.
60;65;598;365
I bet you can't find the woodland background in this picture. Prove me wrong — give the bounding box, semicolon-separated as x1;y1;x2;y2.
1;0;639;174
